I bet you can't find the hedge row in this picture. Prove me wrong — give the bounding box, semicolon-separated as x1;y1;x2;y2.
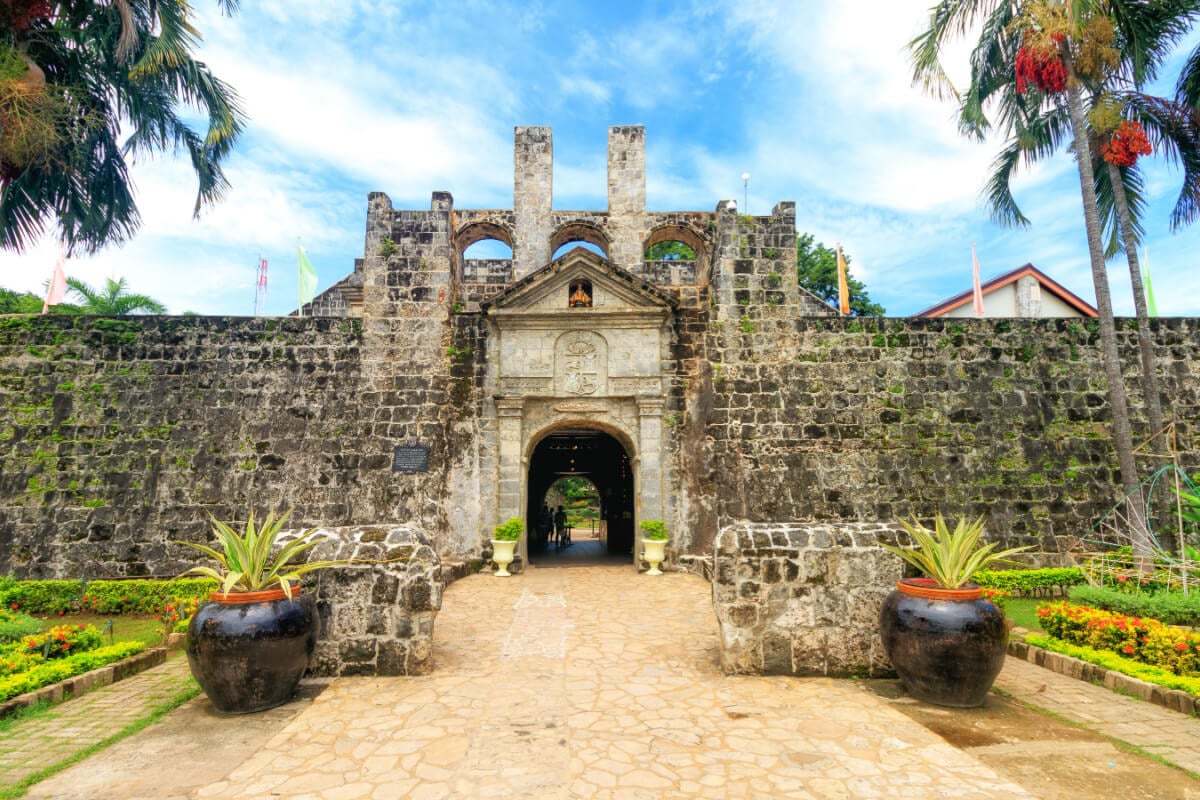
0;609;41;643
0;641;146;702
1027;634;1200;697
0;578;217;615
973;567;1086;594
1067;584;1200;627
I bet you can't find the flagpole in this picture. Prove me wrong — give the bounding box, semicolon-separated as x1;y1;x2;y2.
971;243;984;317
297;239;303;318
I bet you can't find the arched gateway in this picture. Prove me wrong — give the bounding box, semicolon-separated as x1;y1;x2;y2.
525;426;635;561
481;246;676;568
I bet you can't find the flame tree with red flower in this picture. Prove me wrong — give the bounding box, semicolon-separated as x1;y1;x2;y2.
911;1;1200;538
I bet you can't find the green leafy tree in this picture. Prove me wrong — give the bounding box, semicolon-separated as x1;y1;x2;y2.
0;0;245;255
795;233;885;316
0;286;43;313
645;241;697;260
65;276;166;314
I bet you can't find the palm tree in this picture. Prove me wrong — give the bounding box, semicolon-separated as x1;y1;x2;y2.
65;276;166;314
909;0;1200;554
0;1;244;255
971;9;1200;461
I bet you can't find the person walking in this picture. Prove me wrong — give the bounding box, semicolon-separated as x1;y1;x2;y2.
554;506;567;547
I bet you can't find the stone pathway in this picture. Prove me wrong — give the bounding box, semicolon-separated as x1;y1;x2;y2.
13;569;1200;798
0;653;196;791
995;656;1200;776
197;568;1035;799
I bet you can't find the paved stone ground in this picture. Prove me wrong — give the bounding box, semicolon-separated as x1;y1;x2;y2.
0;653;197;790
11;568;1200;799
196;568;1035;799
995;656;1200;775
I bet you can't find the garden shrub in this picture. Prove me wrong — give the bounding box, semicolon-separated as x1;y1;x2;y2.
0;608;41;643
1068;584;1200;627
12;624;103;661
0;578;217;615
1027;634;1200;697
0;641;146;702
973;567;1086;594
1038;602;1200;676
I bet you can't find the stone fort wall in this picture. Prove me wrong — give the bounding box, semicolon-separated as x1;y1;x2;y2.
1;309;1196;578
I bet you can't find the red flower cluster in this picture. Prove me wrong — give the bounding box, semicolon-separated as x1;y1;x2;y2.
1100;120;1152;167
1016;34;1068;94
1;0;51;32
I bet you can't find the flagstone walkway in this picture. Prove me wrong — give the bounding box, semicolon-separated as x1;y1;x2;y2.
0;653;197;792
14;566;1200;798
195;568;1035;799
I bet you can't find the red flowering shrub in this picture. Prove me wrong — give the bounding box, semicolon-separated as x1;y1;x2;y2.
1016;33;1068;94
17;624;102;661
1038;602;1200;675
1100;120;1152;167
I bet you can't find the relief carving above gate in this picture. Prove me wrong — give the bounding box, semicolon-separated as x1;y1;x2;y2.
555;331;608;397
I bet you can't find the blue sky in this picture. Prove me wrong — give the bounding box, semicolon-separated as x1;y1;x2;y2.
1;0;1197;316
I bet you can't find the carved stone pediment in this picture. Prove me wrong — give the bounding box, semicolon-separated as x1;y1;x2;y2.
484;248;673;400
482;247;677;320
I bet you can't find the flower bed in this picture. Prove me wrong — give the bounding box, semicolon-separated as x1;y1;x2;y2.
0;641;146;702
1037;602;1200;676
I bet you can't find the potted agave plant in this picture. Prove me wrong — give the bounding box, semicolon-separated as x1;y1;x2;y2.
640;520;669;575
878;514;1030;708
491;517;522;577
177;508;344;714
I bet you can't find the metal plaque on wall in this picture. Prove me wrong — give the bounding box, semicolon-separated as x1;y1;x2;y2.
391;441;430;473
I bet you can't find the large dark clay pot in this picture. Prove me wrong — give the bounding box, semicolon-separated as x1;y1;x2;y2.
878;577;1008;708
186;588;317;714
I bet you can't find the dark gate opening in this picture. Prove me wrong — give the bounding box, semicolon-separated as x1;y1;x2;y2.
527;428;634;565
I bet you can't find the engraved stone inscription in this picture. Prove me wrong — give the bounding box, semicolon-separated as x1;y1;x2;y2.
553;402;608;413
501;378;552;394
609;377;662;395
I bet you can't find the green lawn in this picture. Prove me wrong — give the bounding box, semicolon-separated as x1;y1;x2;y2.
33;614;166;649
1005;598;1047;633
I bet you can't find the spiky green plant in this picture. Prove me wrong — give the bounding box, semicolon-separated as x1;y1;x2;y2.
881;514;1032;589
176;508;343;598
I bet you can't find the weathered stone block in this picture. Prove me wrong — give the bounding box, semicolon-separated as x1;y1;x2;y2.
713;522;904;677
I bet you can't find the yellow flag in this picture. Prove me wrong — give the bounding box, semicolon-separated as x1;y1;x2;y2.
836;244;850;315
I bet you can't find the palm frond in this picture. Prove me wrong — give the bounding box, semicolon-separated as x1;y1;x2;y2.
983;139;1032;228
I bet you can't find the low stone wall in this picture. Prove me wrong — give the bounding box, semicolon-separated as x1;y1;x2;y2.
298;525;442;677
712;522;904;677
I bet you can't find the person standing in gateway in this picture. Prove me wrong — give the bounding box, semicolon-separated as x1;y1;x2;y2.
554;505;568;546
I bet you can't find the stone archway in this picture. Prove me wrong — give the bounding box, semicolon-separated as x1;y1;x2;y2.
525;426;635;564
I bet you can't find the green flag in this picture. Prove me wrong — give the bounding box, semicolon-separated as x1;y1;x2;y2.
297;243;318;312
1142;247;1158;317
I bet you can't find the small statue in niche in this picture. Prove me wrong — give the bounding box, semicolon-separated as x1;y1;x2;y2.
569;280;593;308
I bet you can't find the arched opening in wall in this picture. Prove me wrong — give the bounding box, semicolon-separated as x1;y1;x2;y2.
643;224;708;285
526;427;634;566
550;222;610;262
456;222;514;285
